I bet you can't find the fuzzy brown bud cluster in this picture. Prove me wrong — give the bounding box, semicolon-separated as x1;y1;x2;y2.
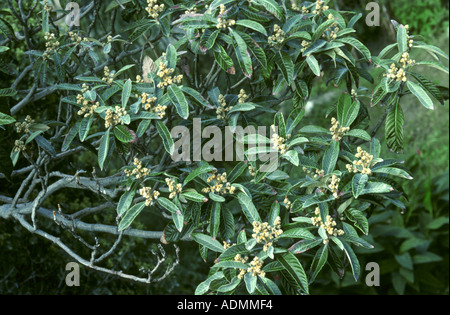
13;140;26;152
68;31;83;44
328;174;340;198
386;63;407;82
238;89;248;104
216;4;235;29
141;93;166;119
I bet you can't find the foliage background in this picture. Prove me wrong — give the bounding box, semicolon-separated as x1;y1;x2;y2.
0;0;448;294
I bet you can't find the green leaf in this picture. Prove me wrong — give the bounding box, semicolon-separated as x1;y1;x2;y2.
235;19;267;35
345;208;369;235
336;93;360;127
99;130;111;170
385;99;404;153
397;24;408;53
341;241;360;281
345;129;371;141
309;244;328;283
278;51;294;85
79;116;93;142
277;228;315;240
253;0;283;20
157;197;180;214
215;261;248;270
352;173;368;199
210;202;221;237
156;121;174;155
360;182;393;195
183;164;216;185
118;201;146;231
181;191;208;203
195;272;224;295
0;112;15;125
306;55;321;76
322;140;340;174
114;125;133;143
214;45;234;73
230;29;253;78
277;252;309;294
237;192;261;224
217;277;241;293
244;272;257;294
407;80;434;110
117;186;137;217
168;85;189;119
121;79;132;108
282;150;299;166
337;37;371;61
0;88;17;97
191;233;225;253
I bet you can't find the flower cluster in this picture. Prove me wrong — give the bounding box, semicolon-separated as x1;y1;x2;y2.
312;0;329;15
105;106;127;128
139;187;160;206
146;0;164;19
165;177;182;199
43;0;52;12
216;94;233;120
77;84;99;117
268;24;285;47
323;15;339;40
346;147;374;175
13;140;26;152
300;40;310;54
399;52;415;68
238;89;248;104
386;63;407;82
124;157;150;178
43;32;60;59
283;197;292;210
156;62;183;89
102;66;114;85
311;207;344;244
252;217;283;251
233;255;266;279
234;254;249;279
327;174;340;198
68;31;83;45
216;4;235;29
303;167;325;179
184;7;197;14
248;165;257;176
15;115;34;133
330;117;350;141
271;125;287;155
405;24;414;48
202;171;236;195
292;3;309;14
247;257;265;278
141;93;166;119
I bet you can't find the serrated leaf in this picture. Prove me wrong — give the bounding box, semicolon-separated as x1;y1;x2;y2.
156;120;174;155
118;201;146;231
168;85;189;119
191;233;225;253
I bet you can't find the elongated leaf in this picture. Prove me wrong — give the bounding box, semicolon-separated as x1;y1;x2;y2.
118;201;146;231
184;164;216;185
277;252;309;294
121;79;132;108
0;112;15;125
98;129;110;170
191;233;225;253
168;85;189;119
322;140;340;174
277;228;315;240
352;173;368;199
156;120;174;155
114;125;133;143
235;19;267;35
237;192;261;223
397;25;408;53
278;51;294;85
385;99;404;153
345;208;369;235
407;80;434;110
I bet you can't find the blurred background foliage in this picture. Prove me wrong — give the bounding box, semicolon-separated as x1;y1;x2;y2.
0;0;448;294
